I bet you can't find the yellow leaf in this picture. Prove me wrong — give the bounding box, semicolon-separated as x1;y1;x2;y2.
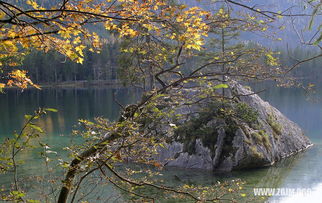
0;11;5;19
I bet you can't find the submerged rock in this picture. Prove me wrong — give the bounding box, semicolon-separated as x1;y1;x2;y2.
155;81;313;171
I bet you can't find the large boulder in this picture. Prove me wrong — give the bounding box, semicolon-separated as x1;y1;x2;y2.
155;81;313;171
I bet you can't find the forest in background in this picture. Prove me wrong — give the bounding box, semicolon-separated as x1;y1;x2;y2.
10;44;321;85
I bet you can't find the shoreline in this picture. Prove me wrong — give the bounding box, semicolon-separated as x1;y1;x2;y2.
6;80;125;89
40;80;122;87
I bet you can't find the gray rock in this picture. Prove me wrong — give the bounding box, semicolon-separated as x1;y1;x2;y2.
155;81;313;171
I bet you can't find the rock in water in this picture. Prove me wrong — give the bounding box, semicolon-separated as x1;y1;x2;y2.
155;81;313;171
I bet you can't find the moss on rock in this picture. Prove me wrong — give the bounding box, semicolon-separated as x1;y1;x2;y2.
267;114;283;137
249;146;264;159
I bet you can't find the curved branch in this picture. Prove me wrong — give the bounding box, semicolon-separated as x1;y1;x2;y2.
57;132;120;203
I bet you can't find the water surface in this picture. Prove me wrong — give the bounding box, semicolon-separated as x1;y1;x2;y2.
0;86;321;202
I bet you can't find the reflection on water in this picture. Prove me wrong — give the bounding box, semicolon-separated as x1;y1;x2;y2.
0;86;321;202
0;87;141;138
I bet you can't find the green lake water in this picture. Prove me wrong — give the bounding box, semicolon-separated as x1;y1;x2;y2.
0;86;321;202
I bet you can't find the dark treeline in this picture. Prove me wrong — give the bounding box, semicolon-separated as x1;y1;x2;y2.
19;42;119;84
15;45;322;85
17;37;320;86
277;47;322;81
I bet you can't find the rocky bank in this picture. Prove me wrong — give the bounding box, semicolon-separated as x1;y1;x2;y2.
155;81;313;171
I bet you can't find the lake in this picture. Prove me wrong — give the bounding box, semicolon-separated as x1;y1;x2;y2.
0;86;321;202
